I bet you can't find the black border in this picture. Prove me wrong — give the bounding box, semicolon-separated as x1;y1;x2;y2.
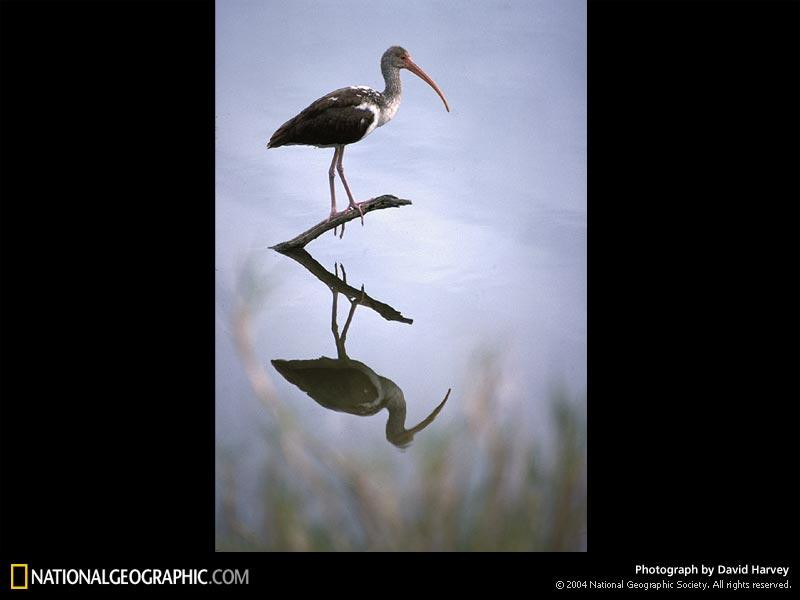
0;0;797;590
588;0;799;558
0;0;215;555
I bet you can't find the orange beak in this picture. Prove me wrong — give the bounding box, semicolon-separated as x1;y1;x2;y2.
404;57;451;112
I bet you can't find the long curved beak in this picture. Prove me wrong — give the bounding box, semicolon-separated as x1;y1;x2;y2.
404;58;450;112
407;388;451;435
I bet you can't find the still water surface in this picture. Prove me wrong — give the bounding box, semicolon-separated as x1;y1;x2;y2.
215;0;586;549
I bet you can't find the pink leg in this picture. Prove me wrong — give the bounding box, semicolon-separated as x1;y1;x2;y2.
328;146;342;236
336;146;366;226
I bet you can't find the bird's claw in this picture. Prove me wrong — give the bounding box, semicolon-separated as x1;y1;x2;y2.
330;201;368;238
347;201;366;226
329;210;347;238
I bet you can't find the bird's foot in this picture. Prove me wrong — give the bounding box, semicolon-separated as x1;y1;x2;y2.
329;210;347;239
347;200;370;226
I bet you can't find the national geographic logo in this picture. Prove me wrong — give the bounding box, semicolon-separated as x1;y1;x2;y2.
6;565;248;587
10;564;29;590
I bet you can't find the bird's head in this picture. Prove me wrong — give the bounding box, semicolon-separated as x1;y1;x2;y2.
385;386;451;450
382;46;450;112
382;45;411;70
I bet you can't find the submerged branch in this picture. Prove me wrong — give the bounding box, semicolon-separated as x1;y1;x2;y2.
270;195;412;251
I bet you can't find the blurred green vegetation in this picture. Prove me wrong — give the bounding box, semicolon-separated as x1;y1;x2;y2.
216;360;585;552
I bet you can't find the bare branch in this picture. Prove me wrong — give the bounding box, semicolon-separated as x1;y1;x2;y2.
270;195;412;251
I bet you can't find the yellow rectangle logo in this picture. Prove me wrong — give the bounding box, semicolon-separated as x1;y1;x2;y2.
10;564;29;590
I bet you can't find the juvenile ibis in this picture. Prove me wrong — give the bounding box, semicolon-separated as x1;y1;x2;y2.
267;46;450;234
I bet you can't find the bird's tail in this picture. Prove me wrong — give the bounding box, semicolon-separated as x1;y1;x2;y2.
267;118;295;148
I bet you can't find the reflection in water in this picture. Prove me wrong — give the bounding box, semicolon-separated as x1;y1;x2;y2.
275;248;412;324
271;251;450;448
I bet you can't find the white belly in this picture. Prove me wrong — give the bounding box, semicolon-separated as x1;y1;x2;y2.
378;96;401;127
346;86;401;142
354;102;380;140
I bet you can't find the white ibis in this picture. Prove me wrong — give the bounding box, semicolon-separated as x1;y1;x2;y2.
267;46;450;235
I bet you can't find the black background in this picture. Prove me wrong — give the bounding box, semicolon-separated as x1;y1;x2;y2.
0;0;797;590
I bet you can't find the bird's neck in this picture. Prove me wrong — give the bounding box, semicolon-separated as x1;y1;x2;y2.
381;64;402;104
384;388;408;440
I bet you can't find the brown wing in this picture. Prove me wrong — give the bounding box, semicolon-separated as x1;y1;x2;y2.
267;87;379;148
271;358;384;415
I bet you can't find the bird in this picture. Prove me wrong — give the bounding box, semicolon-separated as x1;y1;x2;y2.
267;46;450;234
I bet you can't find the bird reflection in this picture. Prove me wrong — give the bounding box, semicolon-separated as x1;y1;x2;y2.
271;251;450;448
